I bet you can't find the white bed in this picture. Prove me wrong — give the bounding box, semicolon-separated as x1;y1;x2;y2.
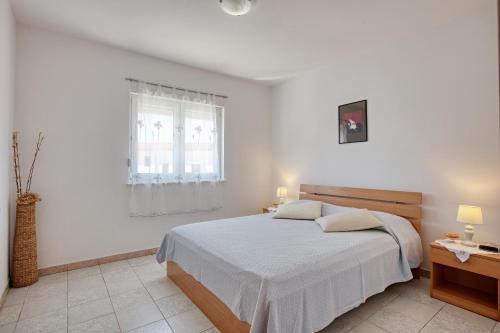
157;205;422;333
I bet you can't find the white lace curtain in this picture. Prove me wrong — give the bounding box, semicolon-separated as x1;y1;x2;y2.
128;80;224;216
129;182;223;217
129;81;224;184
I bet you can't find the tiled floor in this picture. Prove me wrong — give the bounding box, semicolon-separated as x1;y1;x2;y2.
0;256;497;333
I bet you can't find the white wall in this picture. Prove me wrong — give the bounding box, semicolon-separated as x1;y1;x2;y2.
271;1;499;269
0;0;15;293
15;25;273;268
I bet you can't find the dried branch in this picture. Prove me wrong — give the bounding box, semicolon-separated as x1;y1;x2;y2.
25;132;44;193
12;132;22;198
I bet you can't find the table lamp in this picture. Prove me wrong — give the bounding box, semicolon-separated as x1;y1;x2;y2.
276;186;288;205
456;205;483;247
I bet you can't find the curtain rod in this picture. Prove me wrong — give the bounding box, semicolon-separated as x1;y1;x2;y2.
125;77;228;99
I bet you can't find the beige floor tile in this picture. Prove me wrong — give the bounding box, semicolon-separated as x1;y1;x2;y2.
493;323;500;333
69;285;109;307
37;272;67;286
0;304;22;326
319;309;362;333
202;328;220;333
26;280;67;301
20;293;67;320
99;260;130;274
111;287;152;311
421;304;495;333
397;280;444;307
155;294;195;319
105;275;144;296
400;287;444;307
442;305;495;330
167;308;213;333
350;322;387;333
50;329;68;333
102;266;136;283
128;256;157;267
419;323;453;333
144;278;181;300
68;266;101;281
114;301;163;332
127;319;173;333
3;288;28;307
14;307;67;333
0;323;16;333
368;308;424;333
68;313;120;333
69;275;106;291
383;295;443;323
387;279;419;294
68;297;114;325
133;264;165;283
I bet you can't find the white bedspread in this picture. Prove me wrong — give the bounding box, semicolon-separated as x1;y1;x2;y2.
157;210;422;333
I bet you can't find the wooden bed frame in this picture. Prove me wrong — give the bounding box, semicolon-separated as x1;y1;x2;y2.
167;184;423;333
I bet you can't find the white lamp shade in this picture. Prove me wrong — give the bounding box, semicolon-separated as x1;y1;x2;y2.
456;205;483;225
276;186;288;198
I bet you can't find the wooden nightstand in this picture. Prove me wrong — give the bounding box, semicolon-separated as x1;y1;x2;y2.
430;242;500;320
261;204;278;213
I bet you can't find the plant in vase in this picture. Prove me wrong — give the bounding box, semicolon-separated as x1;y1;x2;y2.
11;132;44;288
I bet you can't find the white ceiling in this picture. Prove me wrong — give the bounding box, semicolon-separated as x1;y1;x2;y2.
11;0;483;83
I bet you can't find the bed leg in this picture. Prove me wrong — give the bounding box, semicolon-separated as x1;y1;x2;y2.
411;267;421;280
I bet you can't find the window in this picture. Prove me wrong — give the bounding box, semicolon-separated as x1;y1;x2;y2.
128;82;224;184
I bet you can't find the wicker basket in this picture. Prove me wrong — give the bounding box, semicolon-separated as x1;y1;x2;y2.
11;193;41;288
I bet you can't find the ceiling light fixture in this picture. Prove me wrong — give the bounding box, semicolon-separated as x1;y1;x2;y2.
219;0;253;16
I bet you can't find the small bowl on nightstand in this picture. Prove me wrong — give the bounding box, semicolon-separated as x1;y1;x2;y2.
443;233;460;243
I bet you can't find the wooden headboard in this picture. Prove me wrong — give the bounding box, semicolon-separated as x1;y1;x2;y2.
299;184;423;233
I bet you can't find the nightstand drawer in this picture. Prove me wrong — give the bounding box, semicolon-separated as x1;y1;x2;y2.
431;246;500;279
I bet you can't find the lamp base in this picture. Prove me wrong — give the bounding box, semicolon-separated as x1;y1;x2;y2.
463;224;475;247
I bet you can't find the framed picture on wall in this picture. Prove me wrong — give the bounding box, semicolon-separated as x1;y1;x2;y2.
338;100;367;144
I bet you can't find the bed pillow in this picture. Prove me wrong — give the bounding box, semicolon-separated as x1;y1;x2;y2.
315;209;383;232
272;200;322;220
321;203;355;216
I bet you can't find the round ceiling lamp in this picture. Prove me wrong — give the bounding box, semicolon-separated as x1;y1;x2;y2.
219;0;253;16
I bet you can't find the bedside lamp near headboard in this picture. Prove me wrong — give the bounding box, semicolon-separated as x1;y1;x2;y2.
456;205;483;247
276;186;288;205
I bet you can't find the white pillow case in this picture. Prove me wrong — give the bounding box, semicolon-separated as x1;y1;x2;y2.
272;200;322;220
315;209;383;232
321;202;355;216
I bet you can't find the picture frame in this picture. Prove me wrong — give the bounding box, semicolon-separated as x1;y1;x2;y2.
338;100;368;144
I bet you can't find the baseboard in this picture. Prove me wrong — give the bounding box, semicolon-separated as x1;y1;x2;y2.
0;282;8;307
38;247;159;276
